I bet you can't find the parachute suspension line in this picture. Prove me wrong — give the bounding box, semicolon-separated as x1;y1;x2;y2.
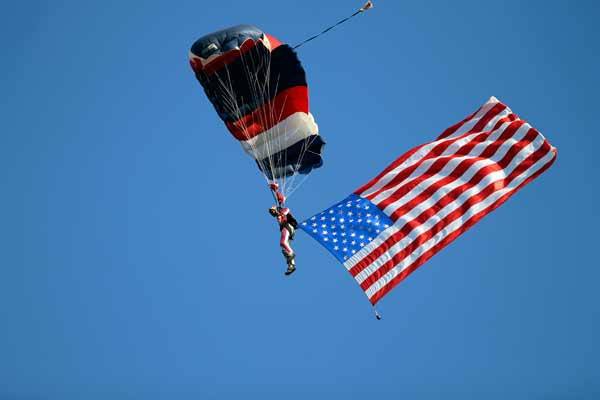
285;138;319;199
206;35;318;200
241;48;269;177
246;44;289;197
292;1;374;50
209;64;248;179
283;135;312;198
243;44;273;184
215;45;273;185
253;47;283;190
213;62;269;186
250;42;312;199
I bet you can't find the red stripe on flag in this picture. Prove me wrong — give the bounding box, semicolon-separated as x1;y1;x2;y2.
374;117;522;213
349;123;535;279
359;136;552;293
470;103;507;133
360;104;508;200
368;142;557;304
437;108;480;139
359;135;547;291
353;145;427;196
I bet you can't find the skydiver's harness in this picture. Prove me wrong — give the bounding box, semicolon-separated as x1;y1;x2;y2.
277;210;298;238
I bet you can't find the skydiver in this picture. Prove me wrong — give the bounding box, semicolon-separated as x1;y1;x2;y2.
268;182;298;275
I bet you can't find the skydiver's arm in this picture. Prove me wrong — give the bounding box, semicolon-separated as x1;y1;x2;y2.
269;182;286;207
274;190;286;207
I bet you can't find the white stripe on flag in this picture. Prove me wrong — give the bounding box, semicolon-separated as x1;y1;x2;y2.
353;126;547;284
364;149;557;299
344;119;530;270
370;115;517;207
359;103;511;198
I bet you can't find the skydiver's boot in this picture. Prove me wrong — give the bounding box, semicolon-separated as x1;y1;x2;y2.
284;252;296;276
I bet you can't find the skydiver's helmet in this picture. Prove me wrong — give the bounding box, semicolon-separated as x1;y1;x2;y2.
268;206;278;217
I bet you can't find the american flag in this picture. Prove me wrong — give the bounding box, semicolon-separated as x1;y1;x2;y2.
301;97;557;305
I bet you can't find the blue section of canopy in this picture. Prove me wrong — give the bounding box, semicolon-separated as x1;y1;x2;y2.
190;24;263;60
257;135;325;179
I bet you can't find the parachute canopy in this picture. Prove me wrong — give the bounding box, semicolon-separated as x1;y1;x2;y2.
189;25;325;186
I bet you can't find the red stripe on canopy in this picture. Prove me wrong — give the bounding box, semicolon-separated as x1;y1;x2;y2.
225;86;309;141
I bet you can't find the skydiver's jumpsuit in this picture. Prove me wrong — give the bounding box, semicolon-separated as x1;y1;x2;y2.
274;207;296;267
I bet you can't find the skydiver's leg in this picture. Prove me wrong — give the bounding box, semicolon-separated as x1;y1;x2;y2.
280;227;294;257
280;228;296;275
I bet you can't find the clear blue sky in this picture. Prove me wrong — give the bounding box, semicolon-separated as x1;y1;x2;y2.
2;1;599;398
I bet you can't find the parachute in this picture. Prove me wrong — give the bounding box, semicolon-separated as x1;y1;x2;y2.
189;25;325;197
